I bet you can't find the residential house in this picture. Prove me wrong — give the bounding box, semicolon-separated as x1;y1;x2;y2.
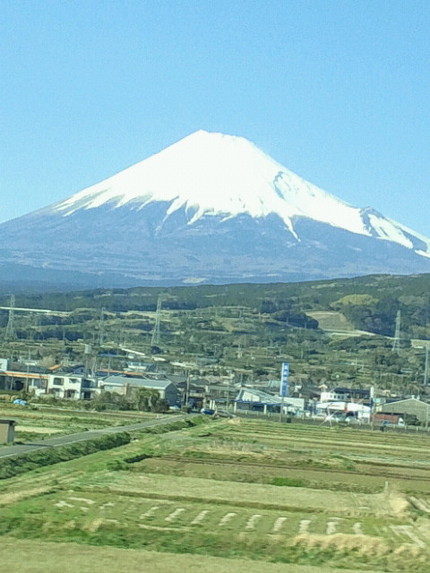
46;373;99;400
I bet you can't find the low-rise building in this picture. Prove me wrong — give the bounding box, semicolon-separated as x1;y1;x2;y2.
378;398;430;425
234;387;305;414
0;419;16;443
320;387;370;403
100;375;180;406
0;370;48;394
46;373;99;400
316;401;371;422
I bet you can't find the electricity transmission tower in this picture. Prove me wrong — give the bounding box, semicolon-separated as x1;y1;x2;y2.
392;310;401;354
151;295;162;346
4;295;16;341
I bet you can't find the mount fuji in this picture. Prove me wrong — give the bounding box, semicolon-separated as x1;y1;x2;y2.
1;130;430;288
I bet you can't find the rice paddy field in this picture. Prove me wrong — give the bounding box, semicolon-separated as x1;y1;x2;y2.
2;415;430;572
0;402;156;442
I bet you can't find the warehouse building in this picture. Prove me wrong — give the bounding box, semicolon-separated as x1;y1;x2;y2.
378;398;430;425
101;375;180;406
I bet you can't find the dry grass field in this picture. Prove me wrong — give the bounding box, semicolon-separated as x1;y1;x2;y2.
1;416;430;571
0;539;385;573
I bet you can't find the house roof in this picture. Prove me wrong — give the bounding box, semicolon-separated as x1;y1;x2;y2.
332;387;370;395
381;397;429;407
102;375;174;390
236;387;281;405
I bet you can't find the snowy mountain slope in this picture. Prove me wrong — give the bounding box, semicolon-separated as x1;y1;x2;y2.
0;129;429;288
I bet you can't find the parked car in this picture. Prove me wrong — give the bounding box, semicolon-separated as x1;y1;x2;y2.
200;408;215;416
12;398;28;407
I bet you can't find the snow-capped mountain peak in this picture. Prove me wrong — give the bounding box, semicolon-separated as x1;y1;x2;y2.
2;129;429;290
51;130;430;257
54;130;368;238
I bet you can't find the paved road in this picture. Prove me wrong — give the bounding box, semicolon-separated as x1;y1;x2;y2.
0;414;186;460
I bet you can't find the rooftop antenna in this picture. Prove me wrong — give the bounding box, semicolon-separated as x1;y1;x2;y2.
151;295;162;346
4;294;16;341
392;310;401;354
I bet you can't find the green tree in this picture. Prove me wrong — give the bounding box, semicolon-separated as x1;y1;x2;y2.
133;388;169;412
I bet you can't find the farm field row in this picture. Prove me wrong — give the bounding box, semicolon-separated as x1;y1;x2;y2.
72;471;396;514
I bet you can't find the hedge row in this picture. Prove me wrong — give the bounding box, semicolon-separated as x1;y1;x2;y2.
135;415;210;435
0;432;131;479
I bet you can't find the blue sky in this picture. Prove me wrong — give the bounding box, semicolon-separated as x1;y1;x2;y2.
2;1;430;235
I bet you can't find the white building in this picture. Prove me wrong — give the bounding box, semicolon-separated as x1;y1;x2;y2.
320;387;371;403
234;387;304;414
316;401;371;421
46;373;99;400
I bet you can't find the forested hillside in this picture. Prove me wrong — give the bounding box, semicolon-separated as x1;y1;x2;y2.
2;273;430;341
0;274;430;394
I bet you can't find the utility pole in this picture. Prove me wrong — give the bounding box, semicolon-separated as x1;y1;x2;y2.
279;395;285;424
151;295;162;346
98;307;105;346
424;346;429;386
84;344;92;378
185;370;191;408
392;310;401;354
